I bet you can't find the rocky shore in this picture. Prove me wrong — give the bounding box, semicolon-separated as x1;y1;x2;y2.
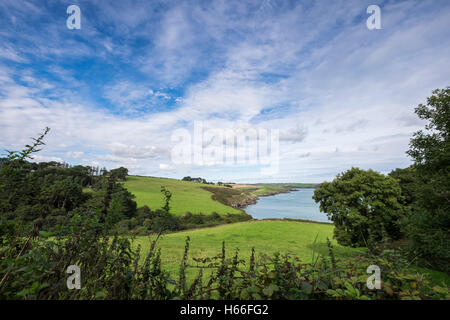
229;193;259;208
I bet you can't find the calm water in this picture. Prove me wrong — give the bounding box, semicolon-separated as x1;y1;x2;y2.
245;189;330;223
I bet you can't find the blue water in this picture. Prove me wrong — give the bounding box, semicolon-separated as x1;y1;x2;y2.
245;189;330;223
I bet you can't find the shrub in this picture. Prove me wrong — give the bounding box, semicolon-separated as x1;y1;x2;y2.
211;212;221;220
152;212;180;233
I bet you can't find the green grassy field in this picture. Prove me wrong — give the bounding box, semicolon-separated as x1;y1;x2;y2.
132;220;450;286
251;185;291;196
123;176;242;216
133;220;363;275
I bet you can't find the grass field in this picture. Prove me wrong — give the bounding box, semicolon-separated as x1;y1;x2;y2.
133;220;364;276
251;185;292;196
132;220;450;286
123;176;242;216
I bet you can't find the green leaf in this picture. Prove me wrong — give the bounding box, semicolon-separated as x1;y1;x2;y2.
263;284;279;297
95;290;107;299
301;282;313;295
39;231;54;238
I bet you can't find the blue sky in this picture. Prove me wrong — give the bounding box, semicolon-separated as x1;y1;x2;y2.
0;0;449;182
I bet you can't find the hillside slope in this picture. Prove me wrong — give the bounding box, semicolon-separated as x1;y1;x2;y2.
123;176;243;215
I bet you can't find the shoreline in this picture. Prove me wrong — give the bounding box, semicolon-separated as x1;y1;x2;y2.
257;217;333;225
239;186;313;209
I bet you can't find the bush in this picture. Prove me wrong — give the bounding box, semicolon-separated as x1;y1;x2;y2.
135;205;152;224
113;219;131;234
211;212;221;220
152;212;180;233
183;211;193;219
142;218;152;229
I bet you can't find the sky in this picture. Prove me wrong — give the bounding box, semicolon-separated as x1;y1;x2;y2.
0;0;449;183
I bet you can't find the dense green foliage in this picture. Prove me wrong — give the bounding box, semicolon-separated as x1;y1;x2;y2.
0;131;247;236
403;87;450;272
312;168;405;247
110;167;129;181
0;128;98;232
388;166;418;207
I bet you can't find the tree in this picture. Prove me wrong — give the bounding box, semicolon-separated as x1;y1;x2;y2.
388;166;418;206
108;184;137;220
0;127;50;223
405;87;450;272
40;178;85;211
313;167;405;247
110;167;128;181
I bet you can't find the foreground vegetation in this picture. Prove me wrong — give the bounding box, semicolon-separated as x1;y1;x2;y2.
132;220;449;285
1;213;448;299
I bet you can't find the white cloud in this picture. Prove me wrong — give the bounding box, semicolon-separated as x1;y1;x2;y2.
66;151;84;159
0;46;28;63
159;163;175;171
31;154;63;163
105;143;163;159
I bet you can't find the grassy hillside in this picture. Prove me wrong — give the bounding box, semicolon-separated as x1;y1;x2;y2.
123;176;242;216
123;176;320;215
